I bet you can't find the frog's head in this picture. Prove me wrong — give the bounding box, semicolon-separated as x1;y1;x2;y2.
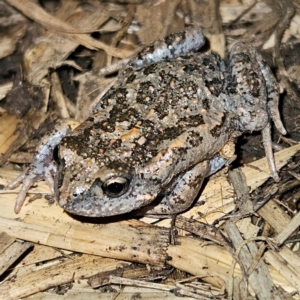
54;139;164;217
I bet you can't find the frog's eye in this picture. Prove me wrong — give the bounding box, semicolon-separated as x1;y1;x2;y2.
103;176;129;197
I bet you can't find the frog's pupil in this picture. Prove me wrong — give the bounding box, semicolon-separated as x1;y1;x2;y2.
103;176;129;197
107;182;124;194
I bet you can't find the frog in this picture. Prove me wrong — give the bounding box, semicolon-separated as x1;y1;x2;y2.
6;28;286;217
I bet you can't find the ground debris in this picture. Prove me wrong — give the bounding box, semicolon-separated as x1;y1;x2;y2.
0;0;300;299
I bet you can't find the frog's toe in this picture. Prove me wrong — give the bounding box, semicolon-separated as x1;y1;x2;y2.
262;123;280;182
13;177;35;213
7;164;56;213
44;173;55;194
6;171;27;190
7;169;40;213
271;111;287;135
268;101;287;135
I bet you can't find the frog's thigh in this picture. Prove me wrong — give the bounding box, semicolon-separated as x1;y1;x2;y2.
148;160;210;215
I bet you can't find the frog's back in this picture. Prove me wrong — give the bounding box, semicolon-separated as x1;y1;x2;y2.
96;51;227;116
67;51;231;171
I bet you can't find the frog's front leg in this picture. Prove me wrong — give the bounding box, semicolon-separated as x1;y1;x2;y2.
144;160;210;216
6;119;80;213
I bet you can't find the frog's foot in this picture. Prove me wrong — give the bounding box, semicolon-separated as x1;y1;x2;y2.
6;118;80;213
209;153;230;175
144;160;210;216
7;162;56;213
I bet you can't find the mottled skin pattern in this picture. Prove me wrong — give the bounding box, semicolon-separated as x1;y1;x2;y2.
7;28;286;217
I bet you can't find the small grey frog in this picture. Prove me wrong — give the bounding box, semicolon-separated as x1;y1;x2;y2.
7;28;286;217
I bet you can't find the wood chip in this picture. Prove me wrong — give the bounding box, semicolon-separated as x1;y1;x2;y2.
274;212;300;246
0;254;127;299
0;232;33;277
224;222;284;299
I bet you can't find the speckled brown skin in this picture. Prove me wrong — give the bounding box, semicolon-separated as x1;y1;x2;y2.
7;29;285;217
56;50;235;216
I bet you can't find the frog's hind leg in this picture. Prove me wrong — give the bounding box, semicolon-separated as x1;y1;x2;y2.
229;42;286;134
254;50;287;135
252;48;285;182
144;160;210;216
229;42;286;182
128;28;206;68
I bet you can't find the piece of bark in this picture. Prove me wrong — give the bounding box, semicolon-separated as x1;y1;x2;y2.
89;264;171;288
174;215;231;251
0;216;168;268
101;276;174;292
228;168;254;215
